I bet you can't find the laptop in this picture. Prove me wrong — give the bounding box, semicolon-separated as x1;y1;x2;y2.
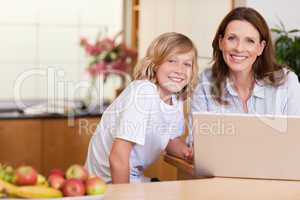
193;112;300;180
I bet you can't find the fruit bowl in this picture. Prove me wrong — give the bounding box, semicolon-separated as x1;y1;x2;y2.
8;194;105;200
59;194;105;200
0;164;107;199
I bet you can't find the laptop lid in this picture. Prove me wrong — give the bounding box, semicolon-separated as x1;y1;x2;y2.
193;112;300;180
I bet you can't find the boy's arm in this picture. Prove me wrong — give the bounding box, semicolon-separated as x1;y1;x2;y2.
165;137;193;160
109;138;134;184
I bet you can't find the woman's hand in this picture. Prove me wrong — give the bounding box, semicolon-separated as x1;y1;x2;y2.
109;138;134;184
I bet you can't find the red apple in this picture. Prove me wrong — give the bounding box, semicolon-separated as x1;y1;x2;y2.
62;178;85;197
86;176;107;195
65;165;88;181
49;168;65;178
48;174;65;190
15;166;38;186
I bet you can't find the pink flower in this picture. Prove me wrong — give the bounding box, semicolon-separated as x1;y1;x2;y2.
85;44;103;56
87;62;108;76
80;34;137;79
110;59;130;73
96;38;115;51
95;62;108;73
87;68;96;77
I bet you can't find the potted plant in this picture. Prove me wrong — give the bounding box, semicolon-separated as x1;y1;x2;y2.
271;22;300;81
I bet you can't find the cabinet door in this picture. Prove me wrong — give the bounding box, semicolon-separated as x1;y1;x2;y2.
42;117;99;175
0;119;42;171
144;154;178;181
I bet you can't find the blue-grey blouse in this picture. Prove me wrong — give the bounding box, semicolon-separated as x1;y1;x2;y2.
188;68;300;144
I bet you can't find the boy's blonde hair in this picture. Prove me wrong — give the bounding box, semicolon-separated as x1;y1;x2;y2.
133;32;199;100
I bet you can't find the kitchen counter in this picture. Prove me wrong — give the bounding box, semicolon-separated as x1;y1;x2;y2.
105;177;300;199
0;109;102;119
161;154;300;199
0;100;107;119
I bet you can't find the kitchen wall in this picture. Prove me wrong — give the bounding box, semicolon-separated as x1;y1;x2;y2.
138;0;232;72
2;0;298;101
0;0;123;101
139;0;300;74
244;0;300;31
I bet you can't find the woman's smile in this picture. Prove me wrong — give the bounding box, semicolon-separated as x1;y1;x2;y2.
229;53;248;63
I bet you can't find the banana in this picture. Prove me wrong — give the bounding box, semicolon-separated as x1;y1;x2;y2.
0;179;18;195
0;183;5;198
15;186;63;198
37;174;49;187
0;179;62;198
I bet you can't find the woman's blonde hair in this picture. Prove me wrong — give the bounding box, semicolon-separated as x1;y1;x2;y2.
133;32;199;100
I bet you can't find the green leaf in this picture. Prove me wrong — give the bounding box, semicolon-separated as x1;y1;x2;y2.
265;18;300;80
271;28;282;34
279;19;286;32
288;29;300;33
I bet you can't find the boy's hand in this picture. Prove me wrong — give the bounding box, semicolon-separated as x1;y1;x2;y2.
183;146;193;161
166;137;194;162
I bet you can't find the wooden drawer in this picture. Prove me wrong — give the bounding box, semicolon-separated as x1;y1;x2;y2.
0;119;42;171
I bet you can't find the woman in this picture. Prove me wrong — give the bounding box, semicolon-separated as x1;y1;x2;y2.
192;7;300;114
188;7;300;145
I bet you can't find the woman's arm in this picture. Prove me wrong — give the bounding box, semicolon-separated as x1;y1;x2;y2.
285;71;300;115
109;138;134;184
166;137;193;160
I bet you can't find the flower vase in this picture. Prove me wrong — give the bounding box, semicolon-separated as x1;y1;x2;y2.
84;77;97;109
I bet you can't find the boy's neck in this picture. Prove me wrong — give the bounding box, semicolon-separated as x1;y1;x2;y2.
158;87;173;105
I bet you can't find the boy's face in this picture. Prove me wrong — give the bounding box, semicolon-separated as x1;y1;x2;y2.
156;50;194;100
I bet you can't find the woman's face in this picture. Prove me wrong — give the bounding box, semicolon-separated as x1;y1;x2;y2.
219;20;266;75
156;50;194;99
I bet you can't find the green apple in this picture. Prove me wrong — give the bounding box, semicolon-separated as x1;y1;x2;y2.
85;176;107;195
0;170;5;180
65;164;88;181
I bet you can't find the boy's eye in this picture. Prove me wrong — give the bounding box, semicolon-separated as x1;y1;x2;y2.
184;63;192;67
168;59;176;63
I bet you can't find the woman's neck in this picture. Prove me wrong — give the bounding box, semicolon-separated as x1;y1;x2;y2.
230;70;254;101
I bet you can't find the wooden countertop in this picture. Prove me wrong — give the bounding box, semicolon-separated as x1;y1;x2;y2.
105;178;300;199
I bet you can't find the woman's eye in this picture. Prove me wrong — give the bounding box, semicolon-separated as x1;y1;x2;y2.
246;38;255;44
227;36;235;41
